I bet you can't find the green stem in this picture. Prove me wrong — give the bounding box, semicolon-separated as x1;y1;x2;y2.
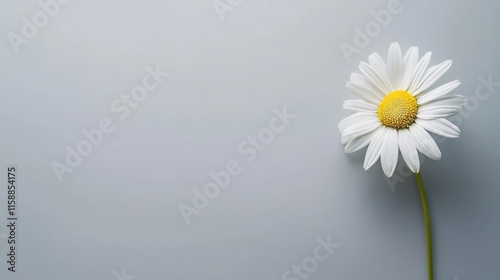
416;172;433;280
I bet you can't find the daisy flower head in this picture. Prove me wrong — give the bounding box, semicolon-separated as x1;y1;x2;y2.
338;42;466;177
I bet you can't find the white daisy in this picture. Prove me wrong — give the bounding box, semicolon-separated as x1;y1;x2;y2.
339;42;466;177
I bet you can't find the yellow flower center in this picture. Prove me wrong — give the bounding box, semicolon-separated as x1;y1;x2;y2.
377;90;418;129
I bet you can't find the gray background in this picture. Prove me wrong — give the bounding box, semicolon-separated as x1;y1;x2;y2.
1;0;500;279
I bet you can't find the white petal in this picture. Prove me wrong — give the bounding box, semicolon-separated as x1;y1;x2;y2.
368;52;395;92
346;82;383;105
380;128;399;177
417;107;462;120
363;127;387;170
387;42;403;90
417;80;461;104
408;52;432;94
398;129;420;173
350;73;386;100
338;112;377;133
359;62;392;95
417;95;466;119
409;124;442;160
368;52;387;69
345;126;382;154
400;47;419;91
413;60;453;95
341;119;381;144
415;118;461;138
420;94;467;108
343;99;378;112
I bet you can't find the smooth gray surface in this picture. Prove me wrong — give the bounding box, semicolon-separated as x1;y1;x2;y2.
1;0;499;279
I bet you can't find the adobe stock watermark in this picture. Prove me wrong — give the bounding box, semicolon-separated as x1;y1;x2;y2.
110;267;135;280
386;155;426;192
7;0;71;54
51;65;169;183
339;0;404;63
440;74;500;134
178;106;295;224
387;74;499;191
213;0;242;21
281;235;340;280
